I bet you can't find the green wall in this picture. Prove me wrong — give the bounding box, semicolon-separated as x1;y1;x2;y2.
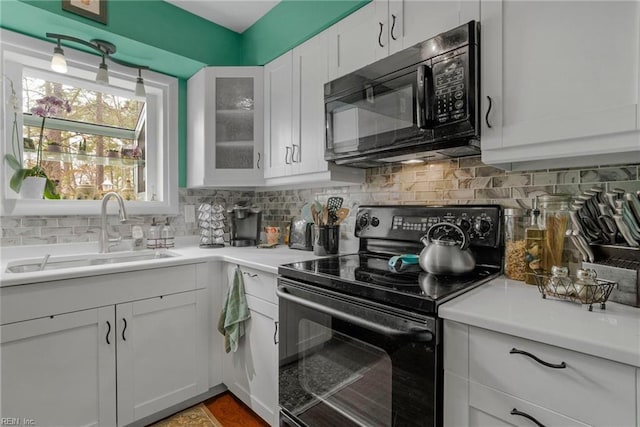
0;0;369;187
242;0;368;65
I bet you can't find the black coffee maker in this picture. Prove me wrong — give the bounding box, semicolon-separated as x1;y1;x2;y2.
228;203;262;247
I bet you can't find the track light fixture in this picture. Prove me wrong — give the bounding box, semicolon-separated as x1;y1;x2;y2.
46;33;149;97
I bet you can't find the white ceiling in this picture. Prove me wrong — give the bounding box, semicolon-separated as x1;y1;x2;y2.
165;0;281;33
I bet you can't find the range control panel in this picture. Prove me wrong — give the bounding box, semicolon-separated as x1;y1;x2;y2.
355;205;502;248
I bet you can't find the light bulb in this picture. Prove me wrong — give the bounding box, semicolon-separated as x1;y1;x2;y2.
51;46;67;73
96;61;109;85
134;76;146;97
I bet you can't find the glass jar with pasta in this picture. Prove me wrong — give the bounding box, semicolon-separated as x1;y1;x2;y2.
537;194;572;272
503;208;530;281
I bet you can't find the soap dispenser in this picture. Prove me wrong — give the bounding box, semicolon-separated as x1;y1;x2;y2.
147;217;159;249
161;217;175;248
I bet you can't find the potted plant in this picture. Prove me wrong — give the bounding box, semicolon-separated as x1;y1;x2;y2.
5;94;70;199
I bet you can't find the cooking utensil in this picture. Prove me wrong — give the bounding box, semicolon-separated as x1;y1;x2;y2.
301;203;313;224
569;208;597;242
625;193;640;225
596;215;617;244
567;229;588;262
419;222;475;275
572;230;595;262
335;207;350;225
310;204;319;225
327;197;343;223
613;214;640;247
322;206;329;226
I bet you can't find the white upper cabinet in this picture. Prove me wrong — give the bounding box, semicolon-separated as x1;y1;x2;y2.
188;67;265;187
386;0;476;54
481;0;640;169
329;0;478;79
264;51;294;179
263;33;365;186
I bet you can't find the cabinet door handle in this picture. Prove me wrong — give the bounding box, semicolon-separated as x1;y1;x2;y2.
106;321;112;345
292;144;299;163
509;348;566;369
274;321;279;345
285;146;292;164
256;151;261;169
378;22;384;47
242;271;258;278
390;14;397;40
122;318;128;341
510;408;546;427
485;95;493;128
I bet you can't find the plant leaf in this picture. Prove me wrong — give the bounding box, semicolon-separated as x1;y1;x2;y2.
4;154;22;171
9;169;28;193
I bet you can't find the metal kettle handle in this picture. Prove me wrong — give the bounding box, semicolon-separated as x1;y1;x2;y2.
424;222;469;250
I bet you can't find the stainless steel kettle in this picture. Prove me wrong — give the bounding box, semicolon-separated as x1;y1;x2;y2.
419;222;475;275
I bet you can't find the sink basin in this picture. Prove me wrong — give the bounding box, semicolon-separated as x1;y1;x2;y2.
5;250;180;274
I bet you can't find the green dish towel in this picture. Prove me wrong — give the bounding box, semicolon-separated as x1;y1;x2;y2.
217;265;251;353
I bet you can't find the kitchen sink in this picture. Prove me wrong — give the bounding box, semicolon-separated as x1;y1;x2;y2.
5;250;180;274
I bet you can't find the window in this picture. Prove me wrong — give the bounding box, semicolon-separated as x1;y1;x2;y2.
1;29;178;216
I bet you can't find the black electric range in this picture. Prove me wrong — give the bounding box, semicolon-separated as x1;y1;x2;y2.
278;205;504;315
277;205;503;427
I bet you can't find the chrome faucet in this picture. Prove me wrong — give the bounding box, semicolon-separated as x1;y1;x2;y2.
100;192;128;253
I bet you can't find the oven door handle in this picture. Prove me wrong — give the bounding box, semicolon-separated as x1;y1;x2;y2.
276;286;433;342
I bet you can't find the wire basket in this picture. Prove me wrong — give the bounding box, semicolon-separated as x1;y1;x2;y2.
533;271;617;311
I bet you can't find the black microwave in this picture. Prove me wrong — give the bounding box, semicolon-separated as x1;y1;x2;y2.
324;21;480;168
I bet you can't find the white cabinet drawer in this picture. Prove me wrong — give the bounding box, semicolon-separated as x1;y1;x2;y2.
469;381;588;427
469;327;636;426
225;264;277;304
1;265;198;325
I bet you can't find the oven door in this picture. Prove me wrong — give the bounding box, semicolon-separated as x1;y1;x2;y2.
324;65;433;162
277;279;440;427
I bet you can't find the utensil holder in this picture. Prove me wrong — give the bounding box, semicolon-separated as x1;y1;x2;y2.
313;225;339;256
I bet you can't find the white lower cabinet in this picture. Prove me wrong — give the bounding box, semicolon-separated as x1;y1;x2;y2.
0;307;117;427
0;264;210;427
116;290;209;425
221;264;279;426
444;320;638;427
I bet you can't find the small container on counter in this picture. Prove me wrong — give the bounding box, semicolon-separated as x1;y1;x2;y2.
538;194;572;271
503;208;530;281
524;201;544;284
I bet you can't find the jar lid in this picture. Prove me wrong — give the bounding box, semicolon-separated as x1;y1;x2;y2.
551;265;569;277
504;208;530;216
537;193;572;203
576;268;597;280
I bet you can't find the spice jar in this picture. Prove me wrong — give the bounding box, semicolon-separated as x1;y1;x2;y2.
503;208;530;281
537;194;571;272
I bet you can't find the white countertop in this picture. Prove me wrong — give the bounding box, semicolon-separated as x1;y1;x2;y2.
439;277;640;368
0;239;326;287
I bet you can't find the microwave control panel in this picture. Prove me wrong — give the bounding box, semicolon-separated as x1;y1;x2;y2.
434;53;468;125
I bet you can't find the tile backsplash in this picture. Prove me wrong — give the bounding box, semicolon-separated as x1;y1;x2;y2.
2;156;639;247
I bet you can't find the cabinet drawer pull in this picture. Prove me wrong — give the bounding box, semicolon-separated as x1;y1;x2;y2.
510;408;546;427
257;152;261;169
243;272;258;278
274;321;279;345
122;318;128;341
292;144;299;163
378;22;384;47
106;321;112;345
390;14;397;40
485;95;493;128
509;348;566;369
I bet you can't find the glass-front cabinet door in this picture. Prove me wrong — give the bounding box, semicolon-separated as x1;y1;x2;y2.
187;67;264;187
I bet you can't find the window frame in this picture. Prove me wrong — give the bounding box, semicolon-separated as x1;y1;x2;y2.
1;29;178;216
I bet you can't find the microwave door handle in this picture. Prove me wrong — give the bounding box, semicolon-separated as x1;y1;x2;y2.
276;285;433;342
416;64;428;129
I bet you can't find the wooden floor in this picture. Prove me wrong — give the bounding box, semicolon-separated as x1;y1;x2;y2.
204;392;270;427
